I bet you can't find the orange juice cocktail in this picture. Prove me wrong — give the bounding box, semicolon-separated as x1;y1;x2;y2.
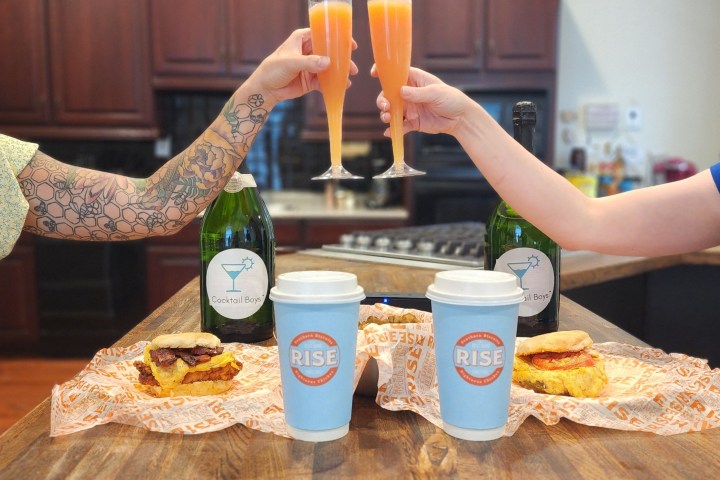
309;0;353;175
368;0;412;171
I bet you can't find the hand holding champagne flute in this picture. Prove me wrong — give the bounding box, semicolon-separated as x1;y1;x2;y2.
309;0;362;180
368;0;424;178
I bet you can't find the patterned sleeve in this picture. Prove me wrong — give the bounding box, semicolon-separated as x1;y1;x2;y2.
0;134;39;259
711;162;720;195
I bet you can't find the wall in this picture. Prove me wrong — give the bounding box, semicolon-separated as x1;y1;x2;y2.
556;0;720;175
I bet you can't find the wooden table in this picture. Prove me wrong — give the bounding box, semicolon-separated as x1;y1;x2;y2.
1;256;719;479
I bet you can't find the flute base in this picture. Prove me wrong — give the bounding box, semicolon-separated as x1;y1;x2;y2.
373;163;426;179
312;165;364;180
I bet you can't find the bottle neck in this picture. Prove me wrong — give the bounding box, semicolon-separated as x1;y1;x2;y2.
512;122;535;155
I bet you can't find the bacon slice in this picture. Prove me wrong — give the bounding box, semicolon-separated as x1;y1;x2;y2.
181;362;241;384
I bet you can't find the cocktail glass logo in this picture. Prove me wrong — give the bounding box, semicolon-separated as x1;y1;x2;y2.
221;258;255;292
506;254;540;290
453;332;505;386
289;332;340;386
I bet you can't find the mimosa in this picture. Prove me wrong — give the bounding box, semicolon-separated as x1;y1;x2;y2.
309;0;361;179
368;0;424;178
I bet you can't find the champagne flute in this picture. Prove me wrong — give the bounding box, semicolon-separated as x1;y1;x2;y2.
309;0;363;180
368;0;425;178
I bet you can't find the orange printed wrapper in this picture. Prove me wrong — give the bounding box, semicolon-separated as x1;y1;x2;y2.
359;304;720;436
51;305;720;437
51;338;371;437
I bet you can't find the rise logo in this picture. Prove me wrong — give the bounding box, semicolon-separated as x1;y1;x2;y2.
289;331;340;386
453;331;505;386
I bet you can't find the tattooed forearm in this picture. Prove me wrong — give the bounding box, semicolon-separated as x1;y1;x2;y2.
19;94;273;242
221;94;269;152
20;152;167;240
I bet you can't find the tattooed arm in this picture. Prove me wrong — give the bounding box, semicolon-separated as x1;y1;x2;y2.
18;29;341;241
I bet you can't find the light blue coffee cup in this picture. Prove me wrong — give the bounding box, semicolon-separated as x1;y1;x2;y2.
426;270;524;441
270;271;365;442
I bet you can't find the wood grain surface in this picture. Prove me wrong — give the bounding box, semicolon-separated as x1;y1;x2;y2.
1;254;719;479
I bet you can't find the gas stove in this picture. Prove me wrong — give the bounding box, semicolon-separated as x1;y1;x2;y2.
306;222;486;268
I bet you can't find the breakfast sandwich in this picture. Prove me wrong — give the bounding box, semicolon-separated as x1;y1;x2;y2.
133;332;242;397
512;330;607;398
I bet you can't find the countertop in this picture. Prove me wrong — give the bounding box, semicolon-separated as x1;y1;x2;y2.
1;253;719;479
262;189;408;220
277;246;720;293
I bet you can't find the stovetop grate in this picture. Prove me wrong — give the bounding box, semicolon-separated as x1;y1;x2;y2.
321;222;486;267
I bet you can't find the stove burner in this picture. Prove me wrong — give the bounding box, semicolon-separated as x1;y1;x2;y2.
322;222;486;267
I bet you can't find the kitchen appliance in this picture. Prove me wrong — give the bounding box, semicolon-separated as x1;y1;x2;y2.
308;222;486;268
652;157;697;183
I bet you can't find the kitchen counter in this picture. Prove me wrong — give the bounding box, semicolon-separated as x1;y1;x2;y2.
560;246;720;290
262;190;408;220
276;246;720;292
1;255;719;479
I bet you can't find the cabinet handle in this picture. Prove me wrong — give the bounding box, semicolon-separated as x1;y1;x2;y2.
487;38;495;57
220;45;226;61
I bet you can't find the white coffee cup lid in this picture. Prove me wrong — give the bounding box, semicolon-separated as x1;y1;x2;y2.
269;271;365;304
426;270;524;306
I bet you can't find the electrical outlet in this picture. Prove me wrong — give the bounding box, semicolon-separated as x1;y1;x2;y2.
625;107;642;130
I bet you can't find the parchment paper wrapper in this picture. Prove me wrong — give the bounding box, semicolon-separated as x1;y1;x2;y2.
51;305;720;437
360;304;720;436
51;340;370;437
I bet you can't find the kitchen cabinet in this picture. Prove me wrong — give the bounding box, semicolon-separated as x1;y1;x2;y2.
0;233;38;352
414;0;558;74
485;0;558;71
151;0;303;90
0;0;156;139
564;265;720;368
0;0;49;125
146;221;201;312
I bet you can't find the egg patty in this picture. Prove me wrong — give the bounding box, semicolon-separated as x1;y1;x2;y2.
512;351;608;398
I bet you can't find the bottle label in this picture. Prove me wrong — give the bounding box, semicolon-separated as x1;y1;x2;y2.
493;247;554;317
205;248;268;319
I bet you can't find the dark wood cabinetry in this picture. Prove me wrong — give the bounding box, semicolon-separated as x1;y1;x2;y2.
564;265;720;368
414;0;558;74
0;234;38;351
414;0;484;72
146;221;201;312
0;0;50;125
151;0;302;90
0;0;156;139
485;0;558;71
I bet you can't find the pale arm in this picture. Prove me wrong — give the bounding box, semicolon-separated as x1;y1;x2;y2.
378;67;720;256
453;102;720;256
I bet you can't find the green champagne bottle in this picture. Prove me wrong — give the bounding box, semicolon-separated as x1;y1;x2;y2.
484;101;559;337
200;171;275;343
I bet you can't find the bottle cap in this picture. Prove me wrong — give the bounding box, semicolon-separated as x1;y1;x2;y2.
512;101;537;124
426;270;524;306
223;172;256;193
